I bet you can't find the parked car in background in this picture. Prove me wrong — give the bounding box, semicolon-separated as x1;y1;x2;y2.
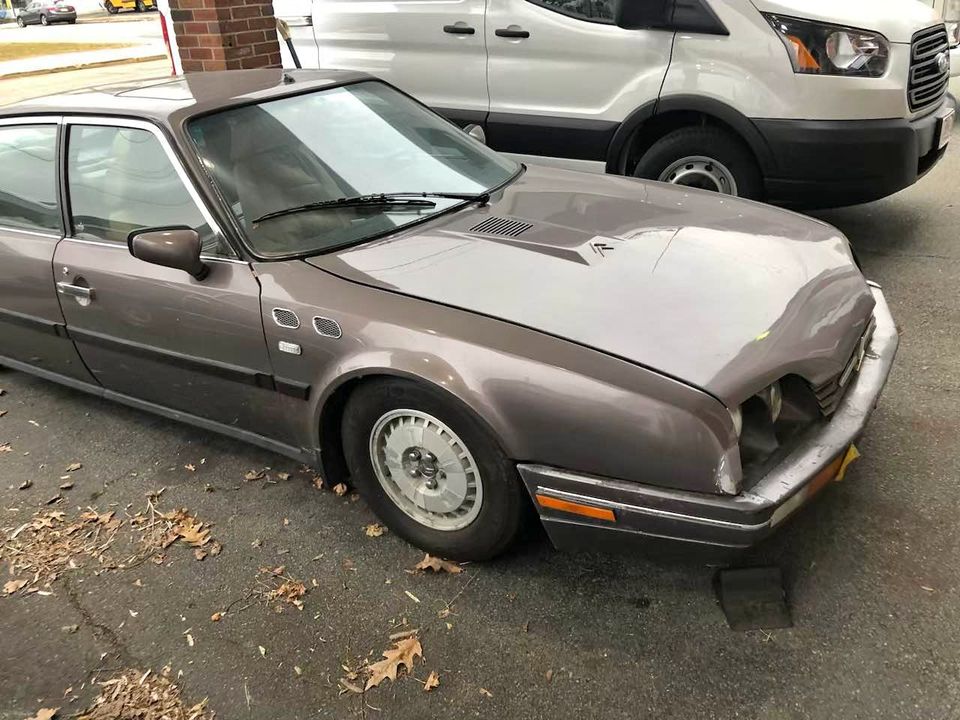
16;0;75;25
0;70;898;560
276;0;956;209
101;0;154;15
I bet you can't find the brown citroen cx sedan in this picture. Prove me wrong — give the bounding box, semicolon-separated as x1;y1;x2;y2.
0;70;898;560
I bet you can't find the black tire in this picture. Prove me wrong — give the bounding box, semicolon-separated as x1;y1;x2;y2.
342;379;526;561
40;14;48;24
633;125;762;200
17;16;25;26
135;0;144;11
105;1;118;14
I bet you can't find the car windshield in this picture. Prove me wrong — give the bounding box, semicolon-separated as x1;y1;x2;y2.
187;81;520;258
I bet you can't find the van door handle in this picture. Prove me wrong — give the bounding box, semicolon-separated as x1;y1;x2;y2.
443;24;475;34
495;27;530;38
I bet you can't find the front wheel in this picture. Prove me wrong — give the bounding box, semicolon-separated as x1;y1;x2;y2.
342;379;526;561
104;1;118;14
135;0;144;11
40;14;48;24
633;126;762;200
16;16;25;26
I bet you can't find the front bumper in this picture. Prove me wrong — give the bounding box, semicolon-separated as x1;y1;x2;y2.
520;285;899;555
754;95;955;209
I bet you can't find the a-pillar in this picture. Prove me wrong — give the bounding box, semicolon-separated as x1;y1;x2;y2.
168;0;281;73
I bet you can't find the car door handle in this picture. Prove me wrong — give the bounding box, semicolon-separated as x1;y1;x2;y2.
495;27;530;38
443;24;475;34
57;282;95;301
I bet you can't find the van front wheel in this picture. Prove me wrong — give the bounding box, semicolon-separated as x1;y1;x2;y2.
633;126;761;200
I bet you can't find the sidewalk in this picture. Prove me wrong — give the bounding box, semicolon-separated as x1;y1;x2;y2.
0;45;165;79
0;57;170;105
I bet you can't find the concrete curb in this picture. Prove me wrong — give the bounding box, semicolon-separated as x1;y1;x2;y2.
0;53;167;81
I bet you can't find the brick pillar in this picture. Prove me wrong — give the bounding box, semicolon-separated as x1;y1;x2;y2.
169;0;282;73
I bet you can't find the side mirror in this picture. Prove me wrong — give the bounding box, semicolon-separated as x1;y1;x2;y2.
463;123;487;145
128;227;209;280
613;0;671;30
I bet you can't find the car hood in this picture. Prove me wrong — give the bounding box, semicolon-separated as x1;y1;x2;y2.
749;0;940;43
308;166;876;405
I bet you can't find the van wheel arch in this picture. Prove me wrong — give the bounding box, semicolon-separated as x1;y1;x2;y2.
607;97;774;181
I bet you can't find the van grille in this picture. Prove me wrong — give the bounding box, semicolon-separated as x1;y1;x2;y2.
908;24;950;112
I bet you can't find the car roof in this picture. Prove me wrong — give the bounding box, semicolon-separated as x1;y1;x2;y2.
0;68;372;125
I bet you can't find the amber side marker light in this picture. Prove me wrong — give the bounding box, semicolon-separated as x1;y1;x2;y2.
535;494;616;522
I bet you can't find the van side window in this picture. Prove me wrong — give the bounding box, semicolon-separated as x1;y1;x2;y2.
526;0;615;23
0;125;60;234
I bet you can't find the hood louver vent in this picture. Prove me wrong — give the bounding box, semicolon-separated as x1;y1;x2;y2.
469;216;533;238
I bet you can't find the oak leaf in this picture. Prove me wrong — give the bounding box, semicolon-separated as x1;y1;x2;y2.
364;523;385;538
332;483;348;497
176;521;210;547
414;554;463;574
365;635;423;690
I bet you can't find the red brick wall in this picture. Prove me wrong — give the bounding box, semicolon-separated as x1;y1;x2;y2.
169;0;282;72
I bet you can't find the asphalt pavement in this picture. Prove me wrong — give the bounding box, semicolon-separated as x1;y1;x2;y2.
1;79;959;720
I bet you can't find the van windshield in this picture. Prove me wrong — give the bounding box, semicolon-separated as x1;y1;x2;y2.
187;81;520;258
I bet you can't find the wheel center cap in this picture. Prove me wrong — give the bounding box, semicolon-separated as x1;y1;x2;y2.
402;447;440;486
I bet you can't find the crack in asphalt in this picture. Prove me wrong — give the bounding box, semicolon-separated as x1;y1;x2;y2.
62;575;141;668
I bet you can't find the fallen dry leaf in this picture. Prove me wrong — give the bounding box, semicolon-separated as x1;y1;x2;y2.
210;612;223;622
365;635;423;690
26;708;57;720
244;469;265;482
208;541;222;557
480;688;493;698
193;549;207;561
364;523;385;538
0;443;12;453
175;521;210;548
414;554;463;574
4;578;28;595
277;472;291;481
65;462;82;472
184;464;196;473
423;670;440;692
18;479;32;490
332;483;348;497
59;481;73;491
0;410;6;418
311;476;324;490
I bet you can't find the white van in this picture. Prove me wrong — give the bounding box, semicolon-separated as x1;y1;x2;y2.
277;0;957;207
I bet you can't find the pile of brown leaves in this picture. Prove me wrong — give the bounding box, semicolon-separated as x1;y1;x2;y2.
71;667;213;720
1;509;122;594
255;565;307;611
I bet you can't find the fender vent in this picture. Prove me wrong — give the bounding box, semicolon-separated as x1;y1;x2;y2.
469;216;533;238
272;308;300;329
313;316;342;339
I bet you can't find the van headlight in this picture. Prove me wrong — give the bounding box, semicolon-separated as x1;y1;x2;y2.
763;14;889;78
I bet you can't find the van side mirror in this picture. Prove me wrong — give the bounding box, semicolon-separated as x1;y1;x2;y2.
128;227;209;281
614;0;728;35
463;123;486;145
613;0;671;30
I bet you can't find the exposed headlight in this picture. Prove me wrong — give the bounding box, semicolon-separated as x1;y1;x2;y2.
763;14;889;78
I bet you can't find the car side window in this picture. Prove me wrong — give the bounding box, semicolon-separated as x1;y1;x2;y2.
66;124;235;258
0;124;61;234
525;0;615;23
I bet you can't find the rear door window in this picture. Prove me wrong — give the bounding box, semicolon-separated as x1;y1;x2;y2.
0;124;61;234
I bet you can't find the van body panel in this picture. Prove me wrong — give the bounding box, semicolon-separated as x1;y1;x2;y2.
311;0;489;117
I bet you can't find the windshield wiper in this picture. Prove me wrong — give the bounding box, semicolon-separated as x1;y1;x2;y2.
253;194;436;225
252;191;489;225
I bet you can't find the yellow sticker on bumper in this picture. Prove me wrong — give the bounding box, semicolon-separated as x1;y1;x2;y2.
835;444;861;482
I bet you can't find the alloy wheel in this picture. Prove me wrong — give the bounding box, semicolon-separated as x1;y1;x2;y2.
368;409;483;531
